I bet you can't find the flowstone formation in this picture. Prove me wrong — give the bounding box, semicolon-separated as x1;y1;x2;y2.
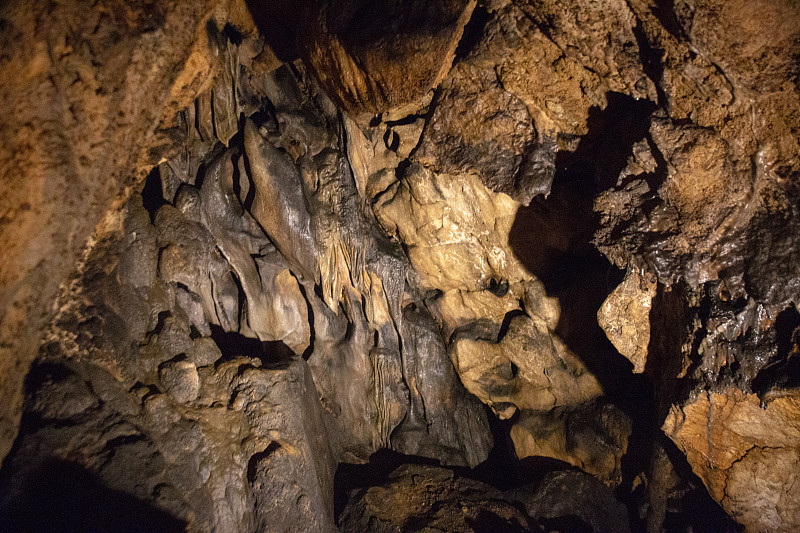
1;0;799;532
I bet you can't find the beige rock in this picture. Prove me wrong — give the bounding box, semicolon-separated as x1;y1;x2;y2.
598;268;657;373
375;163;528;294
450;314;602;414
510;403;632;486
343;114;424;201
663;389;800;531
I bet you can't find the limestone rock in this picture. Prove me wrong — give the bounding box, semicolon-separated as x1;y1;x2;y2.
663;389;800;532
450;314;602;415
3;0;800;530
339;464;535;533
298;0;477;122
0;0;257;464
374;162;529;295
510;403;632;486
158;359;200;404
598;267;658;373
415;60;556;204
188;337;223;367
507;469;631;533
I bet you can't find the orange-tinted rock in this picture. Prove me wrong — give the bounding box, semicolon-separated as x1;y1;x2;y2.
299;0;476;122
663;389;800;531
0;0;262;463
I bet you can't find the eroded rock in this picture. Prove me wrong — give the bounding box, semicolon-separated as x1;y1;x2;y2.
339;464;535;533
663;389;800;532
298;0;477;122
450;314;601;415
510;402;632;486
507;469;631;533
598;267;658;373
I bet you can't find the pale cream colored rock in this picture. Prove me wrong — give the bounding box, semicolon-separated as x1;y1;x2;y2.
432;289;522;336
598;268;657;373
343;114;424;202
431;280;560;337
663;389;800;532
374;163;529;293
450;314;602;413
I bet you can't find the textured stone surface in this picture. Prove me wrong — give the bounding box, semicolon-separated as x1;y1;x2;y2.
450;314;601;415
663;389;800;531
0;0;262;463
507;469;631;533
299;0;476;122
598;268;658;373
339;464;535;533
1;0;800;531
510;402;632;486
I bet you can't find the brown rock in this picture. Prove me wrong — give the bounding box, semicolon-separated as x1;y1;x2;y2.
507;469;631;532
450;314;602;415
339;464;534;532
415;60;556;203
598;267;658;373
510;403;632;486
299;0;477;122
663;389;800;531
0;0;258;462
158;359;200;404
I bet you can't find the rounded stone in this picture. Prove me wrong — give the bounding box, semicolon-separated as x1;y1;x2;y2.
158;359;200;403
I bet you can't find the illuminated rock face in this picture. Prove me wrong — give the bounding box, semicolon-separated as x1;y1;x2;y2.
1;0;800;531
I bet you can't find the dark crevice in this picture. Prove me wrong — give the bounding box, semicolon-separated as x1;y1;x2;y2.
243;0;300;62
0;459;186;533
239;145;257;212
228;271;246;328
209;324;293;367
247;441;282;483
497;309;526;343
222;22;244;46
651;0;690;42
752;305;800;398
141;166;167;223
453;4;491;62
383;128;400;152
385;114;424;128
509;89;678;530
487;277;509;297
632;20;669;109
297;280;316;360
334;409;568;524
146;310;171;338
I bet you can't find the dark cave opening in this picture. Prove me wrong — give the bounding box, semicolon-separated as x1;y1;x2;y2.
208;324;295;367
506;90;738;531
0;459;186;533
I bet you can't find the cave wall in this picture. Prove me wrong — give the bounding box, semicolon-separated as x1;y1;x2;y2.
1;0;799;532
0;0;268;461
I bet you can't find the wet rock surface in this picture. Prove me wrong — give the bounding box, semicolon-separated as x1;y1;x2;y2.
1;0;799;532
